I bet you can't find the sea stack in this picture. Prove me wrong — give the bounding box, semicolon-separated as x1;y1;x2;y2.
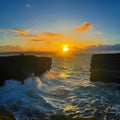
0;54;52;86
90;53;120;83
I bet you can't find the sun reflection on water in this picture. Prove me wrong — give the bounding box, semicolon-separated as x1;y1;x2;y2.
64;105;76;112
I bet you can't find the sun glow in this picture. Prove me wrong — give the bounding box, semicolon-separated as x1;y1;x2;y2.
63;45;69;52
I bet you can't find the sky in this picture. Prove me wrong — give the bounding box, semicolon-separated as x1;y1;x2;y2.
0;0;120;52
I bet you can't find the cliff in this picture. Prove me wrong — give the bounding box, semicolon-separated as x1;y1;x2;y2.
0;54;52;86
90;53;120;83
0;109;15;120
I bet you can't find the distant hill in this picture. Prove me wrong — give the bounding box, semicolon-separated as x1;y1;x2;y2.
0;51;56;56
86;44;120;53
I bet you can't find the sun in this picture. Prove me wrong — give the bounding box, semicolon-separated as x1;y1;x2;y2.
63;46;69;52
63;47;68;52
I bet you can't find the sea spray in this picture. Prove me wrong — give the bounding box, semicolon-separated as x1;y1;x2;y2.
0;76;57;119
24;76;42;89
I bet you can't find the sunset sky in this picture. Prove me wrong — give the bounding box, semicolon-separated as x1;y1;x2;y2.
0;0;120;52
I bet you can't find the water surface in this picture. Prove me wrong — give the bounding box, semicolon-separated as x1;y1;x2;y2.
0;54;120;120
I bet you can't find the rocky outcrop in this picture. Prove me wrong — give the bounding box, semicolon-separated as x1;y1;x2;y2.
90;53;120;83
0;109;15;120
0;54;52;86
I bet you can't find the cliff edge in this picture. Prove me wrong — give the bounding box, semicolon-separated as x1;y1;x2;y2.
90;53;120;83
0;54;52;86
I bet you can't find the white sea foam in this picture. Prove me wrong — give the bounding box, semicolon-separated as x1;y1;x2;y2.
0;76;57;119
24;76;42;89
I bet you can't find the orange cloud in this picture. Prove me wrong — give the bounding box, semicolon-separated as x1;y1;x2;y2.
74;22;92;32
43;32;61;38
13;29;61;42
13;29;29;35
0;45;23;52
0;27;104;52
31;39;44;42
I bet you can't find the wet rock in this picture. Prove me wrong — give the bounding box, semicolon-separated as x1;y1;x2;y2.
0;109;15;120
0;54;52;86
49;114;97;120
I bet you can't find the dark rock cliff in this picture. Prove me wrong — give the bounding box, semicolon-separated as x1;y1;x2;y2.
0;109;15;120
0;54;52;86
90;53;120;83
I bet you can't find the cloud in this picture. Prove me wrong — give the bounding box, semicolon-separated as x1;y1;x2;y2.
43;32;61;38
0;29;7;33
31;39;44;42
13;29;29;35
25;4;31;8
74;22;92;32
12;34;43;41
86;44;120;52
0;45;23;52
27;39;51;46
88;37;104;41
12;29;61;43
96;31;102;35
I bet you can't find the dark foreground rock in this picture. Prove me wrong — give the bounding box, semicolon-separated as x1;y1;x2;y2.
90;53;120;83
37;115;96;120
49;115;96;120
0;110;97;120
0;109;15;120
0;54;51;86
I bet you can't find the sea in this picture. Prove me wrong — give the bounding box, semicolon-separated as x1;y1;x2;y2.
0;53;120;120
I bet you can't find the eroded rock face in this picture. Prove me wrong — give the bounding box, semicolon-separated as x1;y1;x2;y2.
0;55;52;86
0;109;15;120
90;53;120;83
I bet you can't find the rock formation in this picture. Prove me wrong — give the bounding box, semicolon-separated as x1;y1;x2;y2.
0;54;52;86
90;53;120;83
0;109;15;120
